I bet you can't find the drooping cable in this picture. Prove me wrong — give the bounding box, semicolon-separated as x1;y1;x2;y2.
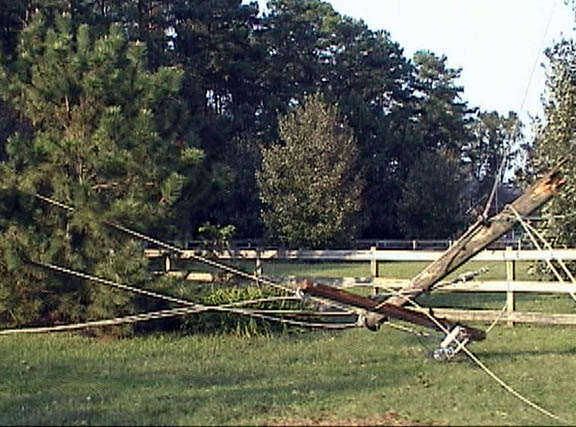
2;260;359;336
376;281;566;423
33;193;356;314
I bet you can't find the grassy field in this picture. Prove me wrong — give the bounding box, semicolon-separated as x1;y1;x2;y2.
2;260;575;426
178;259;535;281
1;326;576;426
261;260;529;280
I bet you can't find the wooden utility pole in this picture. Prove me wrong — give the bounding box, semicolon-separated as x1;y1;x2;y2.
299;281;486;341
295;165;564;333
362;164;565;329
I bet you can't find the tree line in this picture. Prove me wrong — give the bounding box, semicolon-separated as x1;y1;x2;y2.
0;0;572;329
0;0;523;243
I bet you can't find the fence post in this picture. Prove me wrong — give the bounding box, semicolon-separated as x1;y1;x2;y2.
371;245;379;295
164;253;171;273
506;246;516;327
254;248;263;286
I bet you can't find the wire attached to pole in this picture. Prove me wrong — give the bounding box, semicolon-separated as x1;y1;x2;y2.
376;281;567;424
33;193;357;314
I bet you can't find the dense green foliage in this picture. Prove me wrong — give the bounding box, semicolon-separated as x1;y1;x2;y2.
0;13;203;329
466;110;522;214
530;40;576;250
397;148;465;238
0;0;524;244
258;94;363;247
0;0;566;329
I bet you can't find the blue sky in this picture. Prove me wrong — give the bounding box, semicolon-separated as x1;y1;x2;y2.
251;0;575;129
326;0;575;124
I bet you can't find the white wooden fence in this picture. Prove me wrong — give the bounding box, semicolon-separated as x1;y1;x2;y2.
144;247;576;326
145;247;576;264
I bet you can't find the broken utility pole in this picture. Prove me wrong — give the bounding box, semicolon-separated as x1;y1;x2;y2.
300;163;565;332
361;164;565;329
300;280;486;341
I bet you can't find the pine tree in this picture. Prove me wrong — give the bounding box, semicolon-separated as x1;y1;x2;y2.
257;93;364;248
0;12;203;330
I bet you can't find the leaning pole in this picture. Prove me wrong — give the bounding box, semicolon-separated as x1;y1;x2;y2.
303;163;566;331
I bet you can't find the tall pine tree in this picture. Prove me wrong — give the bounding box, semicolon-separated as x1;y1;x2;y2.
0;12;203;330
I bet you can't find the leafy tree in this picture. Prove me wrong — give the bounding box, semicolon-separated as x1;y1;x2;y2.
330;21;415;239
204;136;264;238
168;0;267;237
257;93;363;248
368;51;474;238
0;0;531;245
0;13;204;330
261;0;418;238
171;0;264;146
530;39;576;248
397;148;465;238
258;0;337;120
464;110;522;214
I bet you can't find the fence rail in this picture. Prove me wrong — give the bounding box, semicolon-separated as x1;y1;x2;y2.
151;237;529;251
145;248;576;262
145;247;576;326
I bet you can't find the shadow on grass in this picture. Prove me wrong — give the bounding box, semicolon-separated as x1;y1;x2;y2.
475;346;576;361
1;352;417;426
7;327;573;426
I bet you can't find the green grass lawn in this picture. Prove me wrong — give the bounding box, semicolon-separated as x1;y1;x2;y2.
260;260;536;281
3;259;574;426
1;325;575;426
175;259;535;281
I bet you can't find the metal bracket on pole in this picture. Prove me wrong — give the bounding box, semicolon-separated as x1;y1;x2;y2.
431;325;471;362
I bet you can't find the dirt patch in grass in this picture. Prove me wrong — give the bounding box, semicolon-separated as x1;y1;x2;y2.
267;411;429;426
